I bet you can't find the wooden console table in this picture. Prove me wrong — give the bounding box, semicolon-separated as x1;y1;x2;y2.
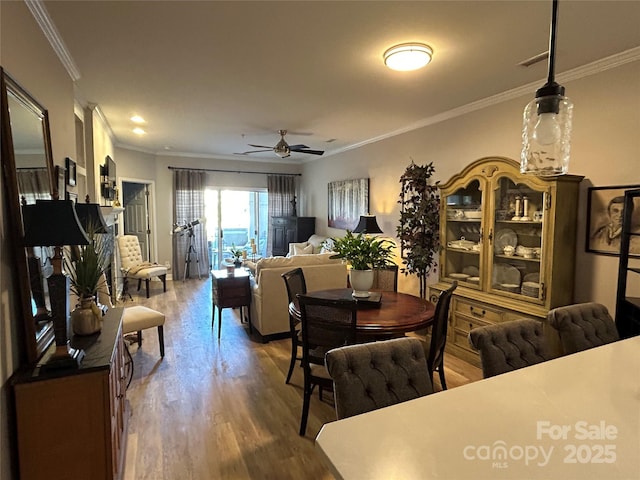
211;268;252;338
11;307;128;480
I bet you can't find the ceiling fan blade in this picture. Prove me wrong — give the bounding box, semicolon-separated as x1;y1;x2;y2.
235;149;273;155
287;144;309;150
290;147;324;155
248;144;275;149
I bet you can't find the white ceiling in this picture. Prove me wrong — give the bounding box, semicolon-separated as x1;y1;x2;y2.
42;1;640;164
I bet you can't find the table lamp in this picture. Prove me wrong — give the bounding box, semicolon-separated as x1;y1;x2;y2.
23;199;90;370
74;197;109;233
353;215;383;234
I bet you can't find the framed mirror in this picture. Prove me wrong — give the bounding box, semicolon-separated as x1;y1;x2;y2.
1;67;56;365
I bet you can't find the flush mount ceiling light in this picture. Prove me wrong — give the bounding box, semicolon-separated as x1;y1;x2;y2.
133;127;146;135
521;0;573;177
130;115;145;124
383;43;433;71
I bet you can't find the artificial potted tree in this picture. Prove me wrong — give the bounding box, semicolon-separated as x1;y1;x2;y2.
397;160;440;299
330;230;394;297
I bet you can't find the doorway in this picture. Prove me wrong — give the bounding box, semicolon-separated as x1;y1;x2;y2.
122;180;154;261
205;189;268;270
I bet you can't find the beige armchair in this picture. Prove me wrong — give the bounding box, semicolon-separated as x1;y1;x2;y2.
117;235;167;298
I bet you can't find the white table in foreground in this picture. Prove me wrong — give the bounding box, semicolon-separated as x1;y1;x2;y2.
316;336;640;480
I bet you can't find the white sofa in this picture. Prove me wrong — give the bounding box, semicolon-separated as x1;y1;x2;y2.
248;253;348;339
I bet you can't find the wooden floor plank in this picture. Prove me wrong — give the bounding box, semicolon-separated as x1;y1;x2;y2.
121;277;481;479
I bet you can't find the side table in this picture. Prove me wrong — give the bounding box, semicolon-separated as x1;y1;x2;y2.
211;269;252;339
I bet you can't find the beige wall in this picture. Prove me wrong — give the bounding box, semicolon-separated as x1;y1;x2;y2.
301;60;640;310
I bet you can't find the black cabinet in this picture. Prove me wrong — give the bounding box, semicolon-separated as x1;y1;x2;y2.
271;216;315;256
615;188;640;338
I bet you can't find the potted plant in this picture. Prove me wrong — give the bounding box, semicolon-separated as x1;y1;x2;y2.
68;229;110;335
330;230;394;297
228;244;244;267
397;161;440;299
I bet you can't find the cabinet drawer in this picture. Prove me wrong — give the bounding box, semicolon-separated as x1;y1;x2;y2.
454;298;502;324
272;217;289;226
453;312;491;335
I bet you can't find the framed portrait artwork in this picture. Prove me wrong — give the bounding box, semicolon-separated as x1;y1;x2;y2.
586;185;640;257
328;178;369;230
65;157;76;186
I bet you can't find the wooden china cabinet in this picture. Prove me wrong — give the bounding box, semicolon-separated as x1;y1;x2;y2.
12;308;128;480
429;157;583;366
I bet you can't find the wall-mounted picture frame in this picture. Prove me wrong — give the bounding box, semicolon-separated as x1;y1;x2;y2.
328;178;369;230
65;157;76;186
586;184;640;257
54;165;66;200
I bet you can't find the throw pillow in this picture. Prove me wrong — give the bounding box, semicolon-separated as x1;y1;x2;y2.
288;241;309;256
293;243;314;256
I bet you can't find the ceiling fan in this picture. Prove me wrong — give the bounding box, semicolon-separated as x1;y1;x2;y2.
236;130;324;158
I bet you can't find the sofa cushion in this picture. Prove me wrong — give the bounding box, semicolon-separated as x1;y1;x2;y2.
255;253;341;283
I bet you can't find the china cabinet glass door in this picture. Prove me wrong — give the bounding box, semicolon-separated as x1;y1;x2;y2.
488;175;548;303
443;179;484;289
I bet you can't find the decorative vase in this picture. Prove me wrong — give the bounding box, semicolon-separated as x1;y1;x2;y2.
234;259;242;268
349;269;374;298
71;296;102;335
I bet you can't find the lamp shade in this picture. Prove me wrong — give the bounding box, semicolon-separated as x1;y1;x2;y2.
23;200;90;247
353;215;383;234
74;202;108;233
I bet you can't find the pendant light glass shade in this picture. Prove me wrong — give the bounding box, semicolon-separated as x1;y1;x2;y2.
521;93;573;176
520;0;572;177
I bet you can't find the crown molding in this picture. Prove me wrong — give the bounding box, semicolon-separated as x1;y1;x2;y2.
25;0;81;81
330;47;640;157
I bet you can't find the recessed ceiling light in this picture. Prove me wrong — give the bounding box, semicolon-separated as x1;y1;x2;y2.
133;127;146;135
130;115;145;124
383;43;433;71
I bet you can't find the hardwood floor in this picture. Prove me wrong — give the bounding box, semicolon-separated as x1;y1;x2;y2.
121;277;482;479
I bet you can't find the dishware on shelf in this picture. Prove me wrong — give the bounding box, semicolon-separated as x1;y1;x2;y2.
503;245;516;256
493;264;521;287
450;273;470;280
464;210;482;220
494;228;518;254
468;276;480;284
447;237;476;250
462;266;480;277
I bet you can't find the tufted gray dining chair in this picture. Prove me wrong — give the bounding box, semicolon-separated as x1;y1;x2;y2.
468;318;555;378
325;337;433;420
547;302;619;355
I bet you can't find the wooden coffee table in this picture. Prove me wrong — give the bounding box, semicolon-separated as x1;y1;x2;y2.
211;269;252;339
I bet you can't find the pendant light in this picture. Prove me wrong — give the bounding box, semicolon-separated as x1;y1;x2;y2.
521;0;573;177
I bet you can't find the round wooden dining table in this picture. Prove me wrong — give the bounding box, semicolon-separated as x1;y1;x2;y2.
289;288;435;337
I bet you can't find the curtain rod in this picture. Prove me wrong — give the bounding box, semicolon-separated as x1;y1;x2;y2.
168;166;301;176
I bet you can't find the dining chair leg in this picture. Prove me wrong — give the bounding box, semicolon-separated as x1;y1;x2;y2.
285;334;297;384
300;378;312;436
145;279;150;298
217;306;223;340
438;360;447;390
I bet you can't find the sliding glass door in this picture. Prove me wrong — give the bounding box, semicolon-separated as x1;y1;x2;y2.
204;189;268;270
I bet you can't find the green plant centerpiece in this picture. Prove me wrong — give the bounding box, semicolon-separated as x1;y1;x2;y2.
68;226;110;335
397;160;440;299
330;230;394;297
228;244;244;267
